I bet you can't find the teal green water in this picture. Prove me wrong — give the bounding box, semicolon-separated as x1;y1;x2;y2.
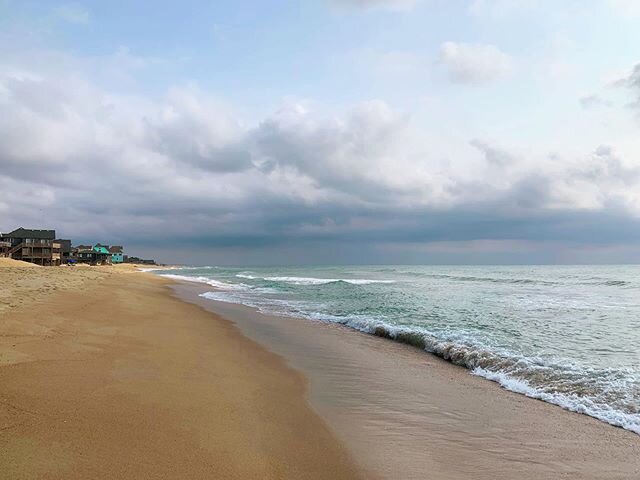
152;265;640;435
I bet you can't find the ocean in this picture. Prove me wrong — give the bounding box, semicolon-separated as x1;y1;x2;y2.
151;265;640;435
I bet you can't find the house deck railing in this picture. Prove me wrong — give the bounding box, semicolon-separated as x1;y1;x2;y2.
24;240;54;246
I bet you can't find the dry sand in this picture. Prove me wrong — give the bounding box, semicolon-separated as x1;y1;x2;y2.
0;263;362;479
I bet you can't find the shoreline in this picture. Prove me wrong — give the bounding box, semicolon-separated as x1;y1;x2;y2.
0;264;363;479
161;266;640;437
2;262;639;479
161;267;640;437
170;280;640;480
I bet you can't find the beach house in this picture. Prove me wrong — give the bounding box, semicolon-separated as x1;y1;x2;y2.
75;244;112;265
0;237;10;257
55;239;72;264
109;246;124;264
94;244;111;263
0;228;61;266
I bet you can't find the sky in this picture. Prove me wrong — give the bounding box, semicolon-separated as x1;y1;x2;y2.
2;0;640;265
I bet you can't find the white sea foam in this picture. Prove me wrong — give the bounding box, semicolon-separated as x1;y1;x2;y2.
236;273;257;279
200;291;245;304
141;266;218;272
157;265;640;437
235;274;395;286
197;287;640;437
199;290;310;314
472;368;640;435
160;274;247;291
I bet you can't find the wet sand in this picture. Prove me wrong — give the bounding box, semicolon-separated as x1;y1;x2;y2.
0;263;362;479
173;282;640;480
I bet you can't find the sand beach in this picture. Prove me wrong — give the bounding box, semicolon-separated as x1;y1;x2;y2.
0;262;361;479
1;261;639;479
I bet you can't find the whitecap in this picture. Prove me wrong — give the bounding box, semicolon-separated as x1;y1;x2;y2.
262;276;395;286
159;274;247;291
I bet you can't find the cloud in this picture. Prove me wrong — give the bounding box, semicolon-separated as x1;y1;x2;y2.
469;139;516;167
579;94;612;109
576;145;640;185
54;4;90;24
3;44;640;264
613;63;640;110
579;63;640;113
615;63;640;89
328;0;418;11
438;41;512;84
142;87;253;173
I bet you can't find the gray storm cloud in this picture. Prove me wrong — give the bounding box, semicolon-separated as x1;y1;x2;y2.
1;54;640;263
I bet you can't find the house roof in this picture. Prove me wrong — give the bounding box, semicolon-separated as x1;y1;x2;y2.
6;227;56;240
74;245;92;250
93;245;110;254
109;245;123;254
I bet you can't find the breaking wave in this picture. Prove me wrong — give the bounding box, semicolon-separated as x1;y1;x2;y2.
235;274;395;286
198;289;640;436
159;274;249;291
154;264;640;437
357;322;640;435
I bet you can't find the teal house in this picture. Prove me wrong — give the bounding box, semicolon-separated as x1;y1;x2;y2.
109;245;124;264
93;244;111;263
73;244;111;265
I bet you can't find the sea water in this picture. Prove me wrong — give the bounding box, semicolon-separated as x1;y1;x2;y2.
151;265;640;435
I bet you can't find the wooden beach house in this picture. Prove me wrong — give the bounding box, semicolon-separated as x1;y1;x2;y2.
55;239;72;264
74;244;112;265
0;238;11;257
0;228;61;266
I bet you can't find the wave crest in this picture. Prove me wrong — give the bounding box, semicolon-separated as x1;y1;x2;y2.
236;274;395;286
159;274;248;291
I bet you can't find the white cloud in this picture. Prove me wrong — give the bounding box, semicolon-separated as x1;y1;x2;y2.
580;94;613;109
54;4;90;24
438;41;512;84
612;63;640;110
616;64;640;89
469;139;516;167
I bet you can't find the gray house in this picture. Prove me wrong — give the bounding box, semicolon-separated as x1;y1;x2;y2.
0;227;60;266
